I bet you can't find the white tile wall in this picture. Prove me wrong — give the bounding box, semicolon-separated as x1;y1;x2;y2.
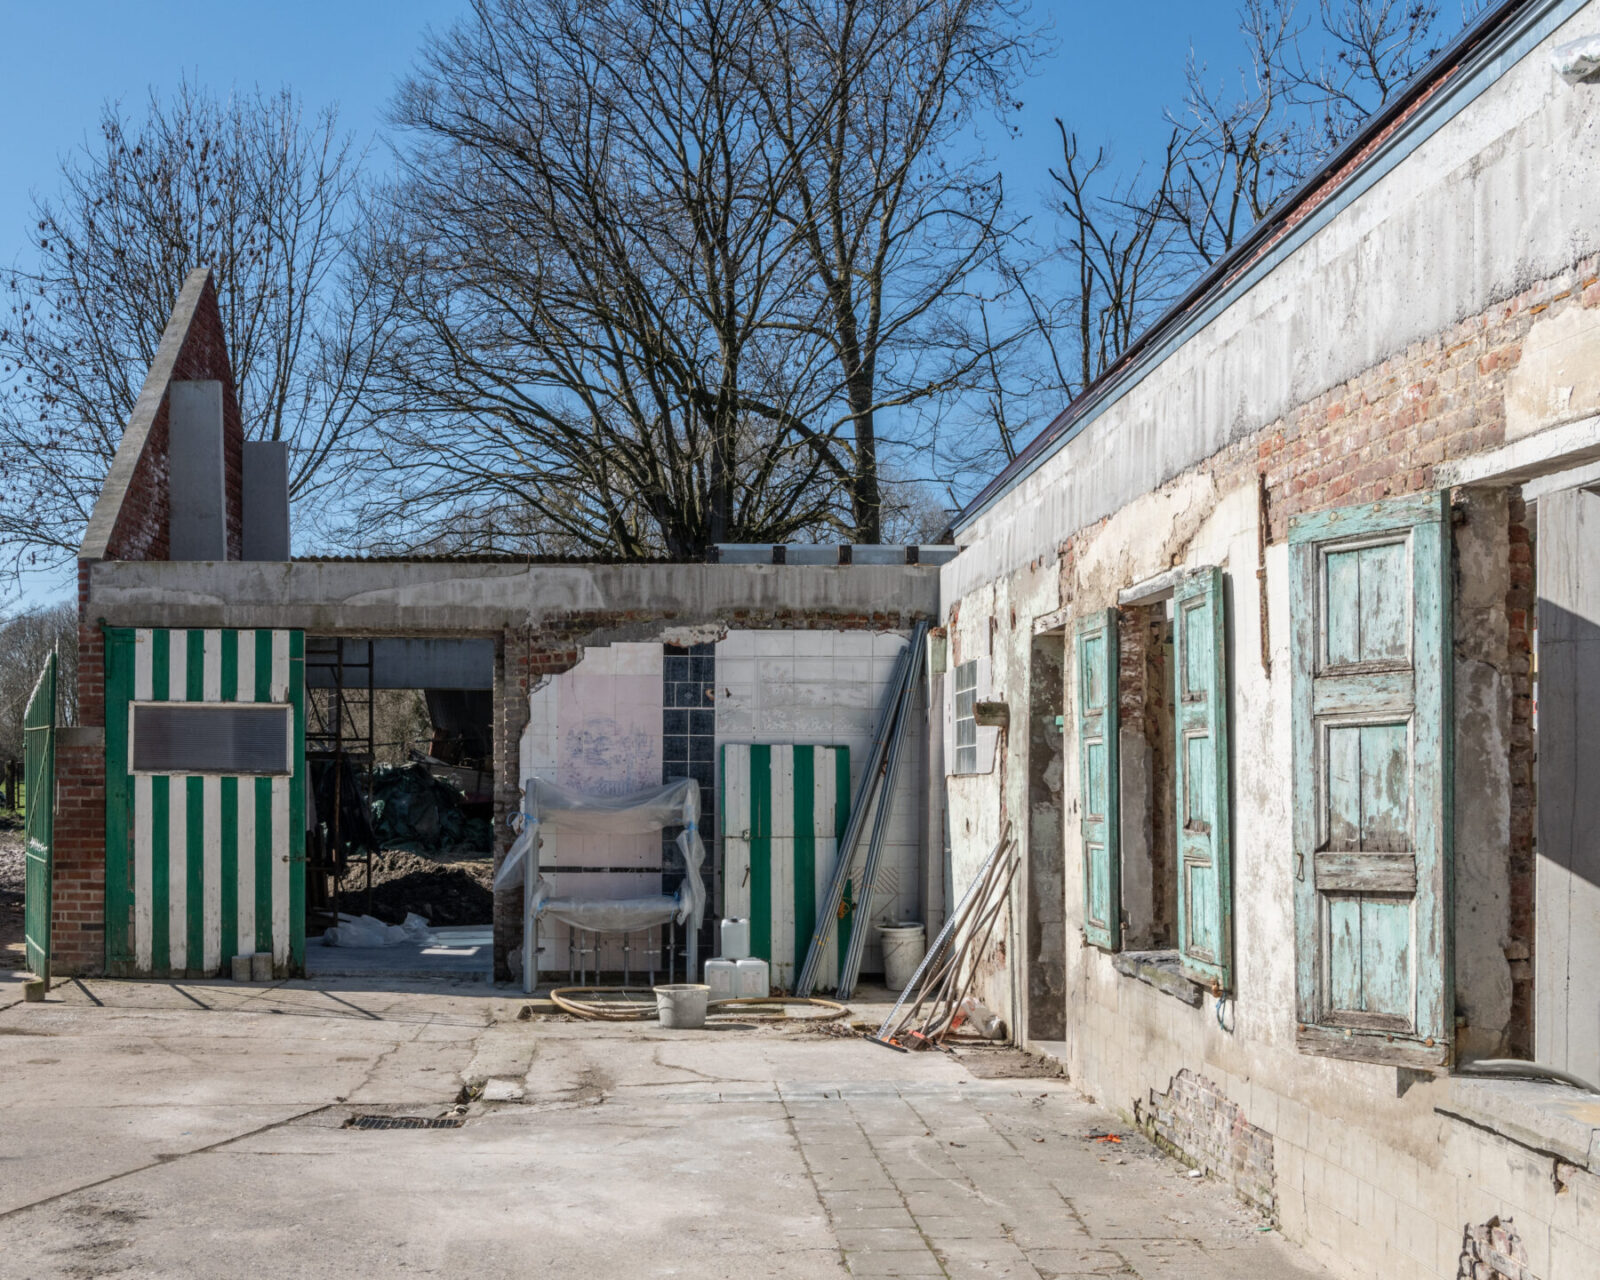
518;643;667;975
714;629;927;974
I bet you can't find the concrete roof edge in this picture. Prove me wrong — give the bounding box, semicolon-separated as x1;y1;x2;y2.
79;267;215;562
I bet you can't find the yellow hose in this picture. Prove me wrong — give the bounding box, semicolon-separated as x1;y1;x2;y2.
546;987;850;1024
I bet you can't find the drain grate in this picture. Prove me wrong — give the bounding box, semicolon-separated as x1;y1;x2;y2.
345;1114;466;1131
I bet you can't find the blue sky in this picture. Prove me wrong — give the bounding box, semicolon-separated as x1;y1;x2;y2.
0;0;1232;605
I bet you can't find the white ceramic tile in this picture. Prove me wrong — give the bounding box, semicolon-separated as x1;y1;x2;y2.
753;631;794;657
717;707;755;734
715;657;755;687
612;642;663;676
792;630;835;659
757;658;799;683
793;657;834;681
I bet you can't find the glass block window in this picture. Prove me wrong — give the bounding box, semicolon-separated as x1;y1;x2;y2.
132;703;293;775
954;659;978;774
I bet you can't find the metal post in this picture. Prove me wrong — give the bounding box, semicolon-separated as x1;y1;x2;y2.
794;625;922;997
837;624;928;999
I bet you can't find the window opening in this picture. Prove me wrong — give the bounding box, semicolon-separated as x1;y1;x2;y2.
954;658;978;774
1118;601;1178;952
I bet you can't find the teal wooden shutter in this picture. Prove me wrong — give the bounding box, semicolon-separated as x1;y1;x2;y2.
1075;609;1120;951
1173;567;1232;991
1290;493;1452;1068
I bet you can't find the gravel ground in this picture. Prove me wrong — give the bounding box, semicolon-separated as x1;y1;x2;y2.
0;820;25;968
0;825;23;896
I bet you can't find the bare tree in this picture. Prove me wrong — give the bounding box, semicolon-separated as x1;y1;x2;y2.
751;0;1033;541
0;601;78;762
1163;0;1487;267
0;82;381;583
363;0;851;559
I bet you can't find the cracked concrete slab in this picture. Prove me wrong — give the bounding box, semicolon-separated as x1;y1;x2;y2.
0;974;1330;1278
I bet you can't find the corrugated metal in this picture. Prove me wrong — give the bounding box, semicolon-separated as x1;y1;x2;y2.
105;628;305;977
721;744;850;990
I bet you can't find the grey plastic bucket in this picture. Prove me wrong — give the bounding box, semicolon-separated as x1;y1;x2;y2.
654;983;711;1029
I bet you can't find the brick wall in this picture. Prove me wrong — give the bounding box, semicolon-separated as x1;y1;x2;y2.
1457;1217;1531;1280
97;274;245;566
490;608;934;981
49;742;108;974
1139;1069;1276;1218
1050;255;1600;1058
1504;494;1535;1059
492;628;582;981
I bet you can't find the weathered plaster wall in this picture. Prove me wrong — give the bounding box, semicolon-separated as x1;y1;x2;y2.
934;13;1600;1272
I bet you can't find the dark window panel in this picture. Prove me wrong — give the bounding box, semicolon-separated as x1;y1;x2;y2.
133;703;291;775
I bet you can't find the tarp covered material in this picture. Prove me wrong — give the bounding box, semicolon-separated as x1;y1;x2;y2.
370;762;492;855
322;912;433;948
493;777;705;928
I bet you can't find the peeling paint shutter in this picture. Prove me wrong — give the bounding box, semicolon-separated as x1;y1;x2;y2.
1172;567;1232;991
1290;494;1452;1068
1075;609;1120;951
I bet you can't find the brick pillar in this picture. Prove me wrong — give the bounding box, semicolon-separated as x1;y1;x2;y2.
49;560;108;975
492;629;580;982
50;739;107;975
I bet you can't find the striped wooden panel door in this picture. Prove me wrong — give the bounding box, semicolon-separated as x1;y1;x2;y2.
721;744;851;991
104;628;306;978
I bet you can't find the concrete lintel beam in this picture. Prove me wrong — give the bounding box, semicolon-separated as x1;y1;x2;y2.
86;559;942;636
1439;413;1600;489
1118;567;1184;608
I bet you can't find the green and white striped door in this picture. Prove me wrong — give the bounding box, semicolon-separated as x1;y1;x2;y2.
721;744;851;991
104;628;306;978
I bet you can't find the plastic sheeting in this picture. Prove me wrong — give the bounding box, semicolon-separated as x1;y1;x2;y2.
493;776;705;928
322;912;433;948
1554;34;1600;84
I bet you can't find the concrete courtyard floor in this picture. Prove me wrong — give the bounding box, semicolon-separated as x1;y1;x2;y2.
0;972;1330;1279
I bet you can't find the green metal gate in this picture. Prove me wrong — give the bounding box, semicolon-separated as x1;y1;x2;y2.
23;652;57;984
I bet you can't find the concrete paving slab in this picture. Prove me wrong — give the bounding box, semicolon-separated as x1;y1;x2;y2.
0;979;1332;1279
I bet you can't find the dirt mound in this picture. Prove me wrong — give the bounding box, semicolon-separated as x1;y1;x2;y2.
332;849;494;928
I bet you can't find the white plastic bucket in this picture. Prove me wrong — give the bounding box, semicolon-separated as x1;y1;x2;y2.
720;917;751;960
704;958;738;1003
878;923;927;992
654;983;711;1029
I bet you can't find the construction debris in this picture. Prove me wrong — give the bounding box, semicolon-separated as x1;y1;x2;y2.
869;826;1019;1052
370;762;493;855
332;850;494;927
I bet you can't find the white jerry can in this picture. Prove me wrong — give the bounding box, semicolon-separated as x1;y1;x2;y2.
704;958;738;1003
734;957;770;999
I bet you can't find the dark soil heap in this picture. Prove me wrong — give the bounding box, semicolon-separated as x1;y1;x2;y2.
332;850;493;928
